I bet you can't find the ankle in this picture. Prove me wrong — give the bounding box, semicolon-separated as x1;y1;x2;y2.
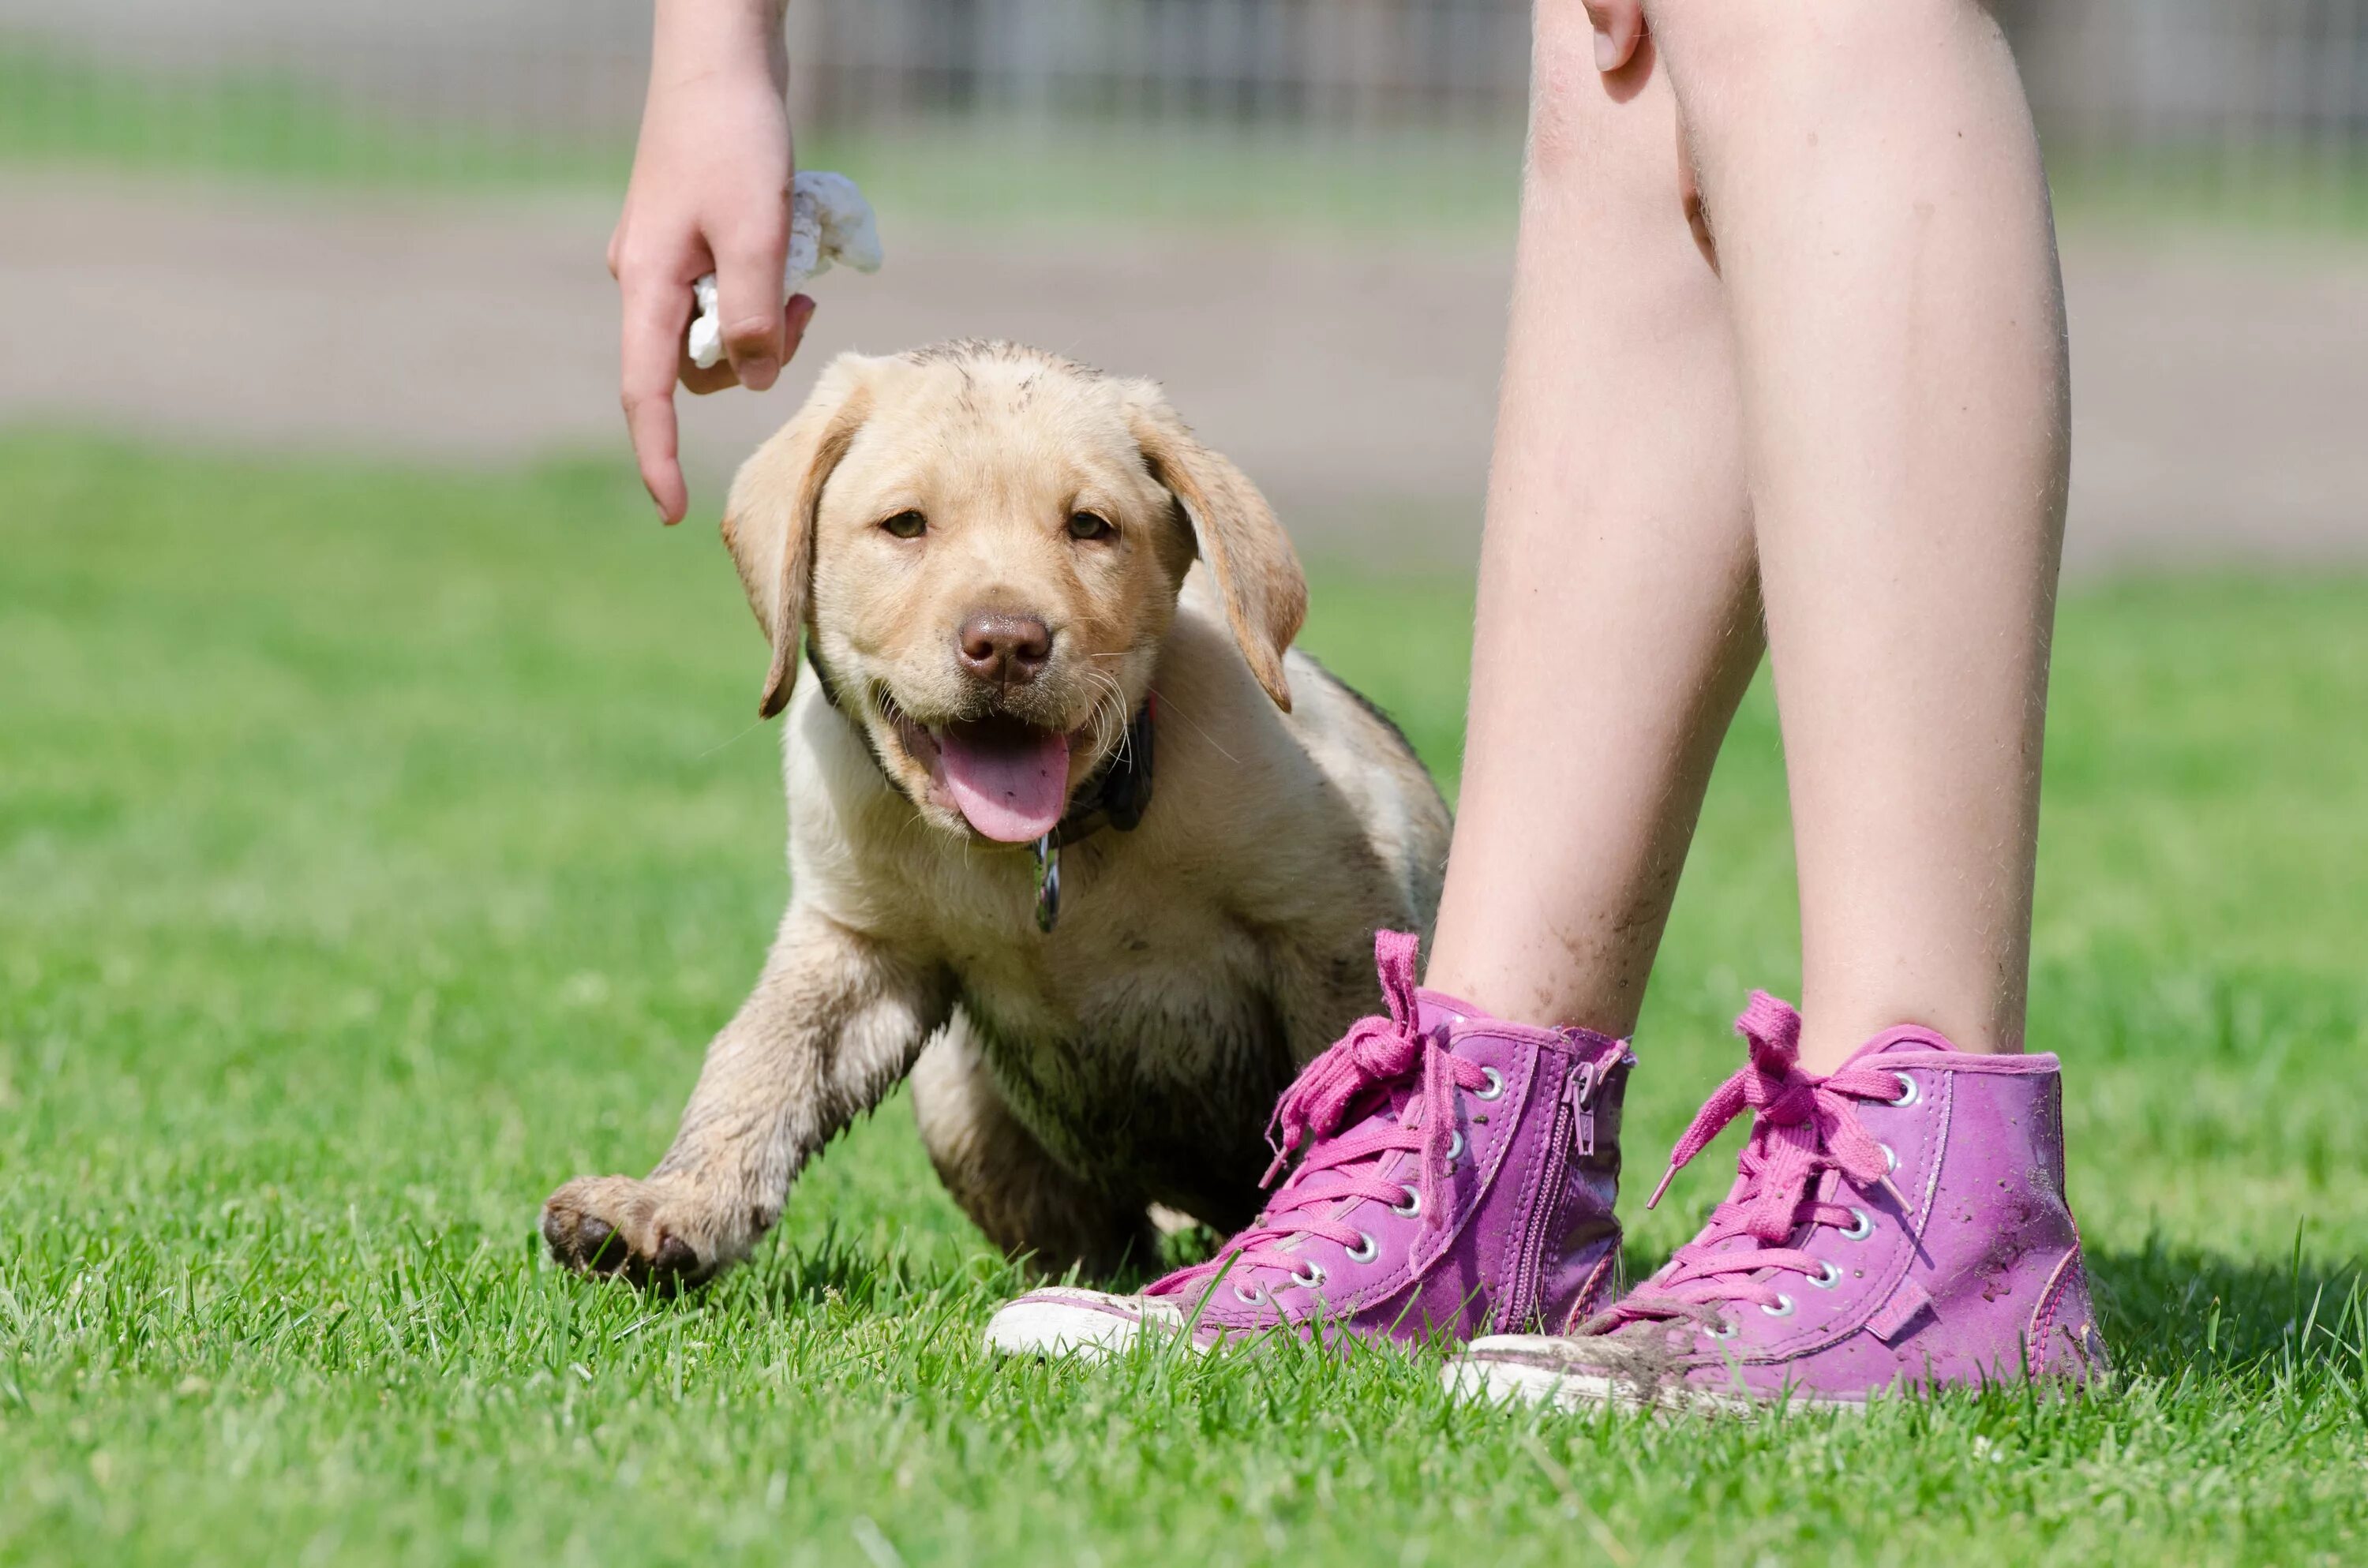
1793;998;2028;1074
1416;963;1639;1042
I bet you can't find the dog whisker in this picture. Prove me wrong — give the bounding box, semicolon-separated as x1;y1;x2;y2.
1083;670;1133;773
692;718;770;762
1147;686;1238;765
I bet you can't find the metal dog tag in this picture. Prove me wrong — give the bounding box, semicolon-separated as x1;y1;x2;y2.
1032;833;1061;933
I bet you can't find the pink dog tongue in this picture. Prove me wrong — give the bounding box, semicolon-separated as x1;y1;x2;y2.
936;721;1071;842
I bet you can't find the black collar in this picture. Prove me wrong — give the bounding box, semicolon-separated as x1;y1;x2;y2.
802;642;1156;929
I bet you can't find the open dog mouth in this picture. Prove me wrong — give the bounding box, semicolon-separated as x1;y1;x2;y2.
890;708;1073;844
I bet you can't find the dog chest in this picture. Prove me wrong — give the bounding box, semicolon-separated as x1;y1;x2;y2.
952;956;1297;1188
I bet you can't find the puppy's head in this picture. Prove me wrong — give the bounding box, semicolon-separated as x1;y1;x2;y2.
721;340;1306;843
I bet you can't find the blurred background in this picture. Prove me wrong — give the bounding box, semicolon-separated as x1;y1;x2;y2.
2;0;2364;570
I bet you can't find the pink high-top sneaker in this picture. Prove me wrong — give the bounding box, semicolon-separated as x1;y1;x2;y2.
984;932;1633;1358
1445;994;2108;1411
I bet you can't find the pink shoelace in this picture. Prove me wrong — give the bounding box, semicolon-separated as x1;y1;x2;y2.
1604;992;1909;1329
1145;931;1489;1300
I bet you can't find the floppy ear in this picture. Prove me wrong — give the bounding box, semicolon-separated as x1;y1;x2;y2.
719;355;877;718
1126;388;1308;711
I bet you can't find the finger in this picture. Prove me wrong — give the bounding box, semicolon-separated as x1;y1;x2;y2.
782;293;817;363
687;296;824;400
1582;0;1646;72
680;350;739;396
713;207;791;393
681;295;815;398
620;269;694;523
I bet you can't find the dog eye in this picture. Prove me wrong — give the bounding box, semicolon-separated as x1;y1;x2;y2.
1067;511;1114;541
881;511;927;539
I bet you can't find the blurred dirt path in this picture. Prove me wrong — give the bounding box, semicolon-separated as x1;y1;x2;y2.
4;170;2365;571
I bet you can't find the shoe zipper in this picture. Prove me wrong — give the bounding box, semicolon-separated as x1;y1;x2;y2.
1498;1053;1599;1333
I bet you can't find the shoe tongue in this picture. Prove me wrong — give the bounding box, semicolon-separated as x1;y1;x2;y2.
936;718;1071;842
1273;1049;1431;1223
1302;1061;1446;1221
1413;986;1486;1035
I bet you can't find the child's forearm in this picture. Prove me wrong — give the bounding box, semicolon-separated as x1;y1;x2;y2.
647;0;788;97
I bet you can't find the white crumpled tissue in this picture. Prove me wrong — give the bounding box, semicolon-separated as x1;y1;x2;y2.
686;170;882;370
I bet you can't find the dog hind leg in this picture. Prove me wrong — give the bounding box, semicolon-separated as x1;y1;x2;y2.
910;1021;1157;1280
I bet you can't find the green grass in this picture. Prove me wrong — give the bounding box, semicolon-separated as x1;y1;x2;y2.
2;430;2364;1566
0;39;627;189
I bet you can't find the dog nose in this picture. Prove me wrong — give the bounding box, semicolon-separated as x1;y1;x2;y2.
957;612;1052;685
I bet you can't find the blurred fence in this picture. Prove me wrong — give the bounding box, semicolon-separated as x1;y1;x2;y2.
2;0;2366;223
784;0;1527;127
2006;0;2368;215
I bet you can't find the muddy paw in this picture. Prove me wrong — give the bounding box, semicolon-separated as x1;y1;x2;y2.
541;1174;719;1288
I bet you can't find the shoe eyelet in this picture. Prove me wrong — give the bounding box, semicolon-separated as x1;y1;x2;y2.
1879;1141;1898;1173
1390;1184;1422;1218
1707;1319;1738;1341
1471;1067;1506;1102
1760;1294;1796;1319
1447;1129;1465;1161
1345;1231;1380;1264
1233;1282;1270;1306
1808;1261;1842;1289
1888;1072;1920;1107
1289;1263;1325;1290
1842;1207;1875;1241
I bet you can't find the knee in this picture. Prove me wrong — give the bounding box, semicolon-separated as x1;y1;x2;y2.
1639;0;1795;73
1644;0;1995;123
1643;0;1823;133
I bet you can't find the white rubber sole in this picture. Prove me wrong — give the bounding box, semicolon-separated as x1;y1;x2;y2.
1443;1353;1752;1414
1443;1338;1864;1416
981;1291;1198;1360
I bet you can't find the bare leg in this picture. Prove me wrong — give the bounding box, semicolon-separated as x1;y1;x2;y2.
1645;0;2070;1069
542;905;947;1283
1425;9;1761;1037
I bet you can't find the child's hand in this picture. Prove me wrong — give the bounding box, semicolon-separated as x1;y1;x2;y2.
610;0;812;524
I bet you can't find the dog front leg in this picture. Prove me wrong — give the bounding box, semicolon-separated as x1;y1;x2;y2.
541;905;946;1286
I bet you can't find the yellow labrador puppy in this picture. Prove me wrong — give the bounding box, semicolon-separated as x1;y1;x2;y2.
542;340;1449;1285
